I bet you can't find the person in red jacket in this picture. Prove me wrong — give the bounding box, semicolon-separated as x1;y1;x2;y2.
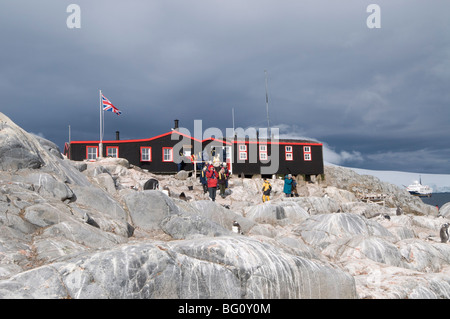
206;165;218;201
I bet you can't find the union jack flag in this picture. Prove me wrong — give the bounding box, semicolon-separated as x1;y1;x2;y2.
101;93;122;115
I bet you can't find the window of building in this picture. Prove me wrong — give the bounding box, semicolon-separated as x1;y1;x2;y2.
285;146;293;161
239;151;248;161
107;146;119;158
259;144;268;161
163;147;173;162
239;144;247;161
304;146;312;161
86;146;98;160
140;147;152;162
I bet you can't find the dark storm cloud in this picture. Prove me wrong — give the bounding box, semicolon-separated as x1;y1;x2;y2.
1;0;449;174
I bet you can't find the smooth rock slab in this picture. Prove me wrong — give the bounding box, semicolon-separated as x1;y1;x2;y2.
124;190;179;231
183;200;256;234
0;237;357;299
322;235;406;268
166;237;357;299
160;213;232;239
245;201;309;226
294;213;396;250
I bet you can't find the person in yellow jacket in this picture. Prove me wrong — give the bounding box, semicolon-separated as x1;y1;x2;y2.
262;179;272;202
218;167;227;198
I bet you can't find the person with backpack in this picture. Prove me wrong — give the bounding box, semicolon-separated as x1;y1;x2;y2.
291;177;299;197
206;164;219;201
218;167;227;198
222;163;230;189
262;179;272;202
200;164;208;194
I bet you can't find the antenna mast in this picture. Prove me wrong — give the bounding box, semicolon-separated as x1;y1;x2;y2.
232;107;235;135
265;70;270;135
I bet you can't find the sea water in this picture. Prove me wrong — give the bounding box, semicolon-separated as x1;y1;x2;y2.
420;193;450;209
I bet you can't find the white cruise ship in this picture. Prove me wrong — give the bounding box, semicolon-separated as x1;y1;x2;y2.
406;179;432;197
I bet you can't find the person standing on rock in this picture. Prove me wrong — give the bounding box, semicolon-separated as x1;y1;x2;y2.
283;174;293;197
222;163;230;189
262;179;272;202
291;177;299;197
177;149;185;172
218;167;227;198
206;164;219;201
200;165;208;194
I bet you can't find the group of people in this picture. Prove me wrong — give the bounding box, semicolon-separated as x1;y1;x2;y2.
199;162;230;201
261;174;299;203
282;174;299;198
199;164;299;203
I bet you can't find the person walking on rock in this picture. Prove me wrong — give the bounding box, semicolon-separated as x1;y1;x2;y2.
200;165;208;194
218;167;227;198
283;174;293;197
262;179;272;202
206;164;218;201
222;163;230;189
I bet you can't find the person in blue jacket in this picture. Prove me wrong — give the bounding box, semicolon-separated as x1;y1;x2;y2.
199;164;208;194
283;174;293;197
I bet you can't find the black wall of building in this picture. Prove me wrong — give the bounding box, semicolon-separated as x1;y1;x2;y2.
70;135;324;177
70;133;201;174
231;142;324;177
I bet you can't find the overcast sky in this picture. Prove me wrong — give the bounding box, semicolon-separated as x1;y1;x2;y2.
1;0;449;174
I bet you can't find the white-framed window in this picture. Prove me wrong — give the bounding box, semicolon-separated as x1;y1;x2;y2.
259;144;268;161
163;147;173;162
285;146;293;161
107;146;119;158
238;144;247;161
87;146;98;160
140;147;152;162
304;146;312;161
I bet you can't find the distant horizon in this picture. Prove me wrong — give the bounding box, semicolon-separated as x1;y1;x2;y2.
327;162;450;193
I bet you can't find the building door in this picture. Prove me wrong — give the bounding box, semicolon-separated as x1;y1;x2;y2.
225;146;232;174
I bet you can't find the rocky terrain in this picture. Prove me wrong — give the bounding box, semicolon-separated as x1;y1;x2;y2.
0;112;450;299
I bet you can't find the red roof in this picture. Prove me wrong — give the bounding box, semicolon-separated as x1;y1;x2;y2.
70;130;322;146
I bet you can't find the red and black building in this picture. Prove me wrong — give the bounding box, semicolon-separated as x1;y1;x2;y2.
65;121;324;179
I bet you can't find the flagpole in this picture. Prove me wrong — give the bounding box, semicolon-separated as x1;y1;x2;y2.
99;89;103;158
265;70;270;134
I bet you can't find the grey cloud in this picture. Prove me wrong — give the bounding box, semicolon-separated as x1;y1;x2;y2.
0;0;449;174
